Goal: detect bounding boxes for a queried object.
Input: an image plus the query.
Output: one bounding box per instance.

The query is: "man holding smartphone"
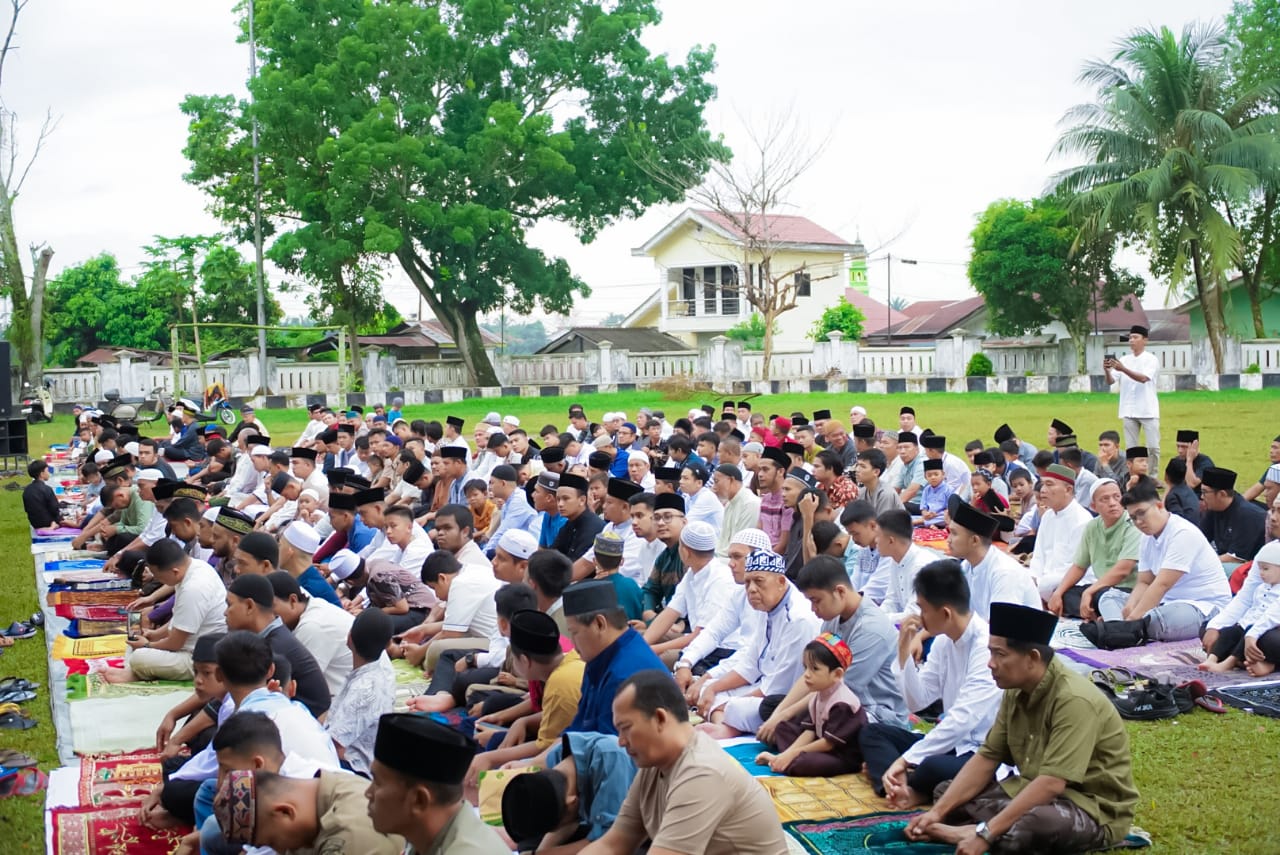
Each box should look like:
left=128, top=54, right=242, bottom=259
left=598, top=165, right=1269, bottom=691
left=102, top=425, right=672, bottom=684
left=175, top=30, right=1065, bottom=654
left=1104, top=324, right=1161, bottom=473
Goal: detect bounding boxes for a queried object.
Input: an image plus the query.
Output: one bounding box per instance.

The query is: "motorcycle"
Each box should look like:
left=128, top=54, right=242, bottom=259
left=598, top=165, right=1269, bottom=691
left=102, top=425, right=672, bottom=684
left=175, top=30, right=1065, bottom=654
left=104, top=387, right=175, bottom=429
left=20, top=380, right=54, bottom=423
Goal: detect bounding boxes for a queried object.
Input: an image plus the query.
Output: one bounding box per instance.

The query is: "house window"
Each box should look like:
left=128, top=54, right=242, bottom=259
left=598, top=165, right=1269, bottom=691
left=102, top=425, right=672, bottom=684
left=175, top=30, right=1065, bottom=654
left=703, top=266, right=718, bottom=314
left=721, top=266, right=740, bottom=315
left=678, top=268, right=696, bottom=316
left=794, top=271, right=811, bottom=297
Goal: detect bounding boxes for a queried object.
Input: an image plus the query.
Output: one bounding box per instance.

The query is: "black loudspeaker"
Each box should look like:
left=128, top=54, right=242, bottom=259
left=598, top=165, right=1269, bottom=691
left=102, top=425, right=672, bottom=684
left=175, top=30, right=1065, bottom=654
left=0, top=418, right=26, bottom=456
left=0, top=341, right=10, bottom=420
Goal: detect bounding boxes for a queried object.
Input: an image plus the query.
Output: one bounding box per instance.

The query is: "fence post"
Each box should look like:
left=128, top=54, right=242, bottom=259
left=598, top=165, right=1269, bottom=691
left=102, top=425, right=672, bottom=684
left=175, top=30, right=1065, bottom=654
left=597, top=340, right=614, bottom=386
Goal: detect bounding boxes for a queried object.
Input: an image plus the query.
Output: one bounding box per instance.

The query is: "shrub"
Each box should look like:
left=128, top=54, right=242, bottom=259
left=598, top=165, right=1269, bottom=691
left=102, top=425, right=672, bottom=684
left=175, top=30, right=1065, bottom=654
left=726, top=315, right=773, bottom=351
left=1244, top=362, right=1261, bottom=375
left=809, top=297, right=866, bottom=342
left=966, top=352, right=995, bottom=377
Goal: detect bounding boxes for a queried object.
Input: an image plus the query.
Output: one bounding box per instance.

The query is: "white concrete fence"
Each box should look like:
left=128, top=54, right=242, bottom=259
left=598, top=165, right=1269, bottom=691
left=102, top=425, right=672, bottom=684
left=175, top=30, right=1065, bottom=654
left=38, top=333, right=1280, bottom=405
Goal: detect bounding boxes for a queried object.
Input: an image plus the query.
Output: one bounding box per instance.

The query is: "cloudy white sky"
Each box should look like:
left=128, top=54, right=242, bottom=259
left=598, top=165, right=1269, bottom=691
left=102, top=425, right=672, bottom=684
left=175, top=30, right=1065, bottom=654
left=7, top=0, right=1231, bottom=327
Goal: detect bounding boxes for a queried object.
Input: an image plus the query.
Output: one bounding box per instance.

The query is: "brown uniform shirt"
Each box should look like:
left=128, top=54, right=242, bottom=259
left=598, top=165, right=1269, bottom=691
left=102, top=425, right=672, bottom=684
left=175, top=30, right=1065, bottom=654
left=612, top=730, right=788, bottom=854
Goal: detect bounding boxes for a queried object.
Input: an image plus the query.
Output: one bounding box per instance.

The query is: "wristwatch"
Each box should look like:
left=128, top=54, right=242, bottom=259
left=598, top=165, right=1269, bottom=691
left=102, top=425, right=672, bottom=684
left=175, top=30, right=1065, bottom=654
left=674, top=662, right=691, bottom=673
left=975, top=821, right=997, bottom=843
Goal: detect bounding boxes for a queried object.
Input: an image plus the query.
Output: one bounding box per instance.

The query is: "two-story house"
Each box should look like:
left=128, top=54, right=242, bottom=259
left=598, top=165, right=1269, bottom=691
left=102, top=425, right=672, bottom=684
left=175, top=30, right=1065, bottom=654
left=623, top=208, right=862, bottom=348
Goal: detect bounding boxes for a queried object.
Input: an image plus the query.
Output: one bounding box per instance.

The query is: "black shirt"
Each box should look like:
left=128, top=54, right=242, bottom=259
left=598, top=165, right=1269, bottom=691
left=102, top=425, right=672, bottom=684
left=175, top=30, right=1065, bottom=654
left=1164, top=483, right=1201, bottom=527
left=23, top=479, right=61, bottom=529
left=1199, top=494, right=1267, bottom=561
left=263, top=621, right=332, bottom=718
left=552, top=509, right=605, bottom=562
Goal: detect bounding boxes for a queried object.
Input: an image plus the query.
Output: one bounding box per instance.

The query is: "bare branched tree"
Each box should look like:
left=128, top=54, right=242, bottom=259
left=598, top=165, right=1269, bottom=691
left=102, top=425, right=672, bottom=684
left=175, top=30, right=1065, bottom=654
left=0, top=0, right=57, bottom=384
left=636, top=111, right=838, bottom=379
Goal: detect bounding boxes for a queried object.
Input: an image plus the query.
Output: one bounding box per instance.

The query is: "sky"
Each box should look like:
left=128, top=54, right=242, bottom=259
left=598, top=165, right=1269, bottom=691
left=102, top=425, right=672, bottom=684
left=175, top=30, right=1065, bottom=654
left=6, top=0, right=1234, bottom=328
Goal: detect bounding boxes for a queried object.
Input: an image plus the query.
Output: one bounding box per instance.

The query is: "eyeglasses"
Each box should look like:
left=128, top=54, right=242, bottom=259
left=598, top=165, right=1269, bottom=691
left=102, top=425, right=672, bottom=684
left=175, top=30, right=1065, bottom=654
left=653, top=512, right=685, bottom=522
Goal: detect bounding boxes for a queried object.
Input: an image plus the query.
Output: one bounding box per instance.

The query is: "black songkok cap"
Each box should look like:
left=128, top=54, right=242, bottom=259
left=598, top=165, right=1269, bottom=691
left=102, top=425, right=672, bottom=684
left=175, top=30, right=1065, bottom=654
left=353, top=487, right=387, bottom=506
left=654, top=492, right=686, bottom=513
left=562, top=580, right=619, bottom=616
left=558, top=473, right=589, bottom=493
left=989, top=602, right=1057, bottom=645
left=993, top=424, right=1014, bottom=444
left=509, top=609, right=561, bottom=656
left=328, top=492, right=358, bottom=511
left=921, top=434, right=946, bottom=450
left=373, top=713, right=478, bottom=784
left=440, top=446, right=469, bottom=460
left=653, top=467, right=682, bottom=484
left=606, top=478, right=643, bottom=501
left=1201, top=467, right=1237, bottom=492
left=540, top=446, right=566, bottom=465
left=1050, top=419, right=1072, bottom=435
left=289, top=446, right=317, bottom=461
left=1176, top=429, right=1199, bottom=443
left=951, top=501, right=999, bottom=539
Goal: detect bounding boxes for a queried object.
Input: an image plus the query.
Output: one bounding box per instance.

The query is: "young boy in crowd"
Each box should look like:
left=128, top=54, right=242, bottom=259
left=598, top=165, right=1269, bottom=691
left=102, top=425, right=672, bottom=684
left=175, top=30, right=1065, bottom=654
left=464, top=479, right=497, bottom=545
left=592, top=531, right=644, bottom=621
left=919, top=460, right=953, bottom=527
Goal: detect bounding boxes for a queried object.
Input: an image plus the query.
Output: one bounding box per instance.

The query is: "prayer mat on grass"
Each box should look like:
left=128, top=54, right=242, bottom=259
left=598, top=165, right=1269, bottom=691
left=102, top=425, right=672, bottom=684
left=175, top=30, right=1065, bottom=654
left=65, top=672, right=191, bottom=701
left=1212, top=680, right=1280, bottom=718
left=724, top=740, right=783, bottom=777
left=55, top=604, right=127, bottom=621
left=70, top=692, right=192, bottom=756
left=783, top=812, right=945, bottom=854
left=78, top=750, right=165, bottom=805
left=47, top=590, right=137, bottom=608
left=51, top=634, right=128, bottom=660
left=66, top=618, right=127, bottom=638
left=1059, top=640, right=1244, bottom=690
left=758, top=773, right=882, bottom=823
left=51, top=802, right=189, bottom=855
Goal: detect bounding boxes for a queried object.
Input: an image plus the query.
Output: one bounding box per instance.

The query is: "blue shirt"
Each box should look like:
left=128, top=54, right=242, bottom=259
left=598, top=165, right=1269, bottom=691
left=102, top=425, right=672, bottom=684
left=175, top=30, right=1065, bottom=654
left=608, top=450, right=631, bottom=480
left=920, top=481, right=954, bottom=522
left=545, top=733, right=636, bottom=841
left=348, top=516, right=377, bottom=554
left=569, top=628, right=667, bottom=735
left=300, top=566, right=343, bottom=607
left=485, top=489, right=539, bottom=557
left=539, top=512, right=567, bottom=549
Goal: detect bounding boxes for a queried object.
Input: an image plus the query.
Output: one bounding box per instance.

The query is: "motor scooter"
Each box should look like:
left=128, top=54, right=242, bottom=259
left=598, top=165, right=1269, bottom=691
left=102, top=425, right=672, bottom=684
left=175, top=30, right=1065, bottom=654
left=20, top=380, right=53, bottom=423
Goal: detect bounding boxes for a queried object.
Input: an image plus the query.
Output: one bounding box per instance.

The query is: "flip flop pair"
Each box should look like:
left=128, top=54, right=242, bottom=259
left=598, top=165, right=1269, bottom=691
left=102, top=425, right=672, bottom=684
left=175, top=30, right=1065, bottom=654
left=0, top=622, right=36, bottom=640
left=0, top=750, right=36, bottom=768
left=1177, top=679, right=1227, bottom=714
left=0, top=768, right=47, bottom=798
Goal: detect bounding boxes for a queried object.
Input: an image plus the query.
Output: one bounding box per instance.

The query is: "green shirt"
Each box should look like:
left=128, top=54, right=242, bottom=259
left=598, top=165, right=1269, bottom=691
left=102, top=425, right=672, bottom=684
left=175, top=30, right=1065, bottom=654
left=407, top=802, right=510, bottom=855
left=117, top=487, right=155, bottom=537
left=978, top=657, right=1138, bottom=846
left=1072, top=512, right=1141, bottom=588
left=642, top=544, right=685, bottom=614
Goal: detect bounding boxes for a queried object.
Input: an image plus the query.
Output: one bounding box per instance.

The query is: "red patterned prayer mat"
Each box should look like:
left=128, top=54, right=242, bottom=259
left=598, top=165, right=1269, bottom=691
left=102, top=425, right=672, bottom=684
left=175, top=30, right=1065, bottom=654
left=55, top=604, right=128, bottom=620
left=51, top=802, right=190, bottom=855
left=47, top=590, right=137, bottom=607
left=78, top=750, right=167, bottom=806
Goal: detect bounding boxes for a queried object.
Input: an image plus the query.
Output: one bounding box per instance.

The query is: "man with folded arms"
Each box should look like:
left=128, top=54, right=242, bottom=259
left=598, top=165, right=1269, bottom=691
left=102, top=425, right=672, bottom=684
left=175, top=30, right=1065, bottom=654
left=1198, top=467, right=1267, bottom=565
left=906, top=603, right=1138, bottom=854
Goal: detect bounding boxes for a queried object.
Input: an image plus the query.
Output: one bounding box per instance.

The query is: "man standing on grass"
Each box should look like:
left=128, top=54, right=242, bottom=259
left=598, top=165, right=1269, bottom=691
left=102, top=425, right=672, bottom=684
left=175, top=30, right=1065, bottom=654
left=1105, top=324, right=1160, bottom=474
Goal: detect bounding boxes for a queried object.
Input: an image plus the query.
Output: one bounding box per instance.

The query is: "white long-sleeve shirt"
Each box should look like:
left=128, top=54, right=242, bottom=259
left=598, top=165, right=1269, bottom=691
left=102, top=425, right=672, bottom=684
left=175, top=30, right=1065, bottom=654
left=874, top=544, right=943, bottom=623
left=1029, top=500, right=1094, bottom=598
left=898, top=615, right=1002, bottom=765
left=684, top=487, right=725, bottom=531
left=962, top=545, right=1042, bottom=620
left=224, top=453, right=260, bottom=505
left=666, top=558, right=734, bottom=632
left=1208, top=563, right=1280, bottom=637
left=678, top=585, right=759, bottom=669
left=712, top=583, right=820, bottom=696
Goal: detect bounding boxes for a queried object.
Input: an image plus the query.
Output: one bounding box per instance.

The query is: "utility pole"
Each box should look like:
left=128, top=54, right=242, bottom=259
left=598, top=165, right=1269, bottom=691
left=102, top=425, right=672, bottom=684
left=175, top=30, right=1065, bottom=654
left=885, top=255, right=918, bottom=347
left=249, top=0, right=270, bottom=396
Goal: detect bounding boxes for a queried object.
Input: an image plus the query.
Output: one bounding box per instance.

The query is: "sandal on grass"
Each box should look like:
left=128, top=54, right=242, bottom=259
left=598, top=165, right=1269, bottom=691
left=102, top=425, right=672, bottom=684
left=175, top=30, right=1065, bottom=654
left=0, top=688, right=35, bottom=704
left=0, top=711, right=36, bottom=730
left=0, top=750, right=36, bottom=768
left=0, top=678, right=39, bottom=693
left=0, top=622, right=36, bottom=640
left=0, top=768, right=47, bottom=798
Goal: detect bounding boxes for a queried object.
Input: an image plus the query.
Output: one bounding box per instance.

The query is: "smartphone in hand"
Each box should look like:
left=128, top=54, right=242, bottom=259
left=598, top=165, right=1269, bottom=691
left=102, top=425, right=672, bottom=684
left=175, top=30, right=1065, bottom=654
left=127, top=611, right=142, bottom=641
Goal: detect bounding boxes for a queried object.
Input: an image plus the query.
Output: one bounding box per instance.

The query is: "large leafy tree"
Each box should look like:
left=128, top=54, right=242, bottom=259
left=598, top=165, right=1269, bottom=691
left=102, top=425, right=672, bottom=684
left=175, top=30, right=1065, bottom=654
left=969, top=198, right=1143, bottom=373
left=183, top=0, right=725, bottom=386
left=1225, top=0, right=1280, bottom=337
left=1051, top=23, right=1280, bottom=370
left=195, top=244, right=284, bottom=353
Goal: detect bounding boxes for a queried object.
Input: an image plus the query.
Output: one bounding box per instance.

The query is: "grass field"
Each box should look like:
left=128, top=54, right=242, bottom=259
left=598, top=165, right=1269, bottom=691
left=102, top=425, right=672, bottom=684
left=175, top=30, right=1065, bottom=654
left=1, top=389, right=1278, bottom=853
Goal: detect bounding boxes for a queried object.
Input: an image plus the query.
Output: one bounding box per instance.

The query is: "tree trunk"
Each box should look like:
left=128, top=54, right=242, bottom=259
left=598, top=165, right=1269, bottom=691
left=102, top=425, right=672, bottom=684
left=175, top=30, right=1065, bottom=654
left=1246, top=273, right=1266, bottom=340
left=0, top=189, right=35, bottom=380
left=1190, top=241, right=1225, bottom=373
left=760, top=308, right=777, bottom=382
left=29, top=245, right=52, bottom=385
left=396, top=247, right=502, bottom=386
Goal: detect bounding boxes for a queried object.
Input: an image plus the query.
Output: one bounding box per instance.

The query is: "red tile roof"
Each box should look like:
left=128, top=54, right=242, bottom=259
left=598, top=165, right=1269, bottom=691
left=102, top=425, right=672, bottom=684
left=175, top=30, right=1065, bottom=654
left=694, top=209, right=854, bottom=248
left=843, top=288, right=906, bottom=335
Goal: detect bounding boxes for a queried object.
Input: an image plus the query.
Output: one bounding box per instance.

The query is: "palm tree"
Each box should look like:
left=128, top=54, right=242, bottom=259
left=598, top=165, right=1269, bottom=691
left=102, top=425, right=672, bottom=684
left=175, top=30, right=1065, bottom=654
left=1051, top=23, right=1280, bottom=371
